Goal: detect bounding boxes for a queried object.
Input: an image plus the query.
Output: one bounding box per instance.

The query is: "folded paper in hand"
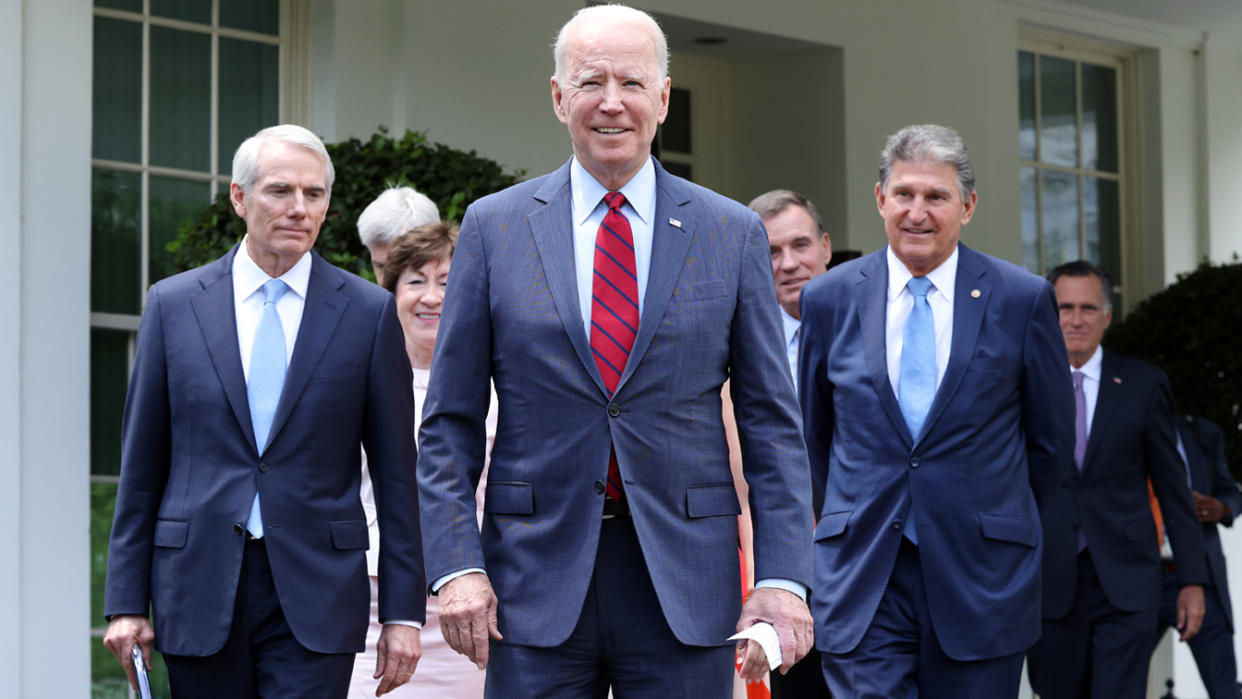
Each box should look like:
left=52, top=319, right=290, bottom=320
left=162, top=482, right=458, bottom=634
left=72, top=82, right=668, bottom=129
left=727, top=622, right=782, bottom=671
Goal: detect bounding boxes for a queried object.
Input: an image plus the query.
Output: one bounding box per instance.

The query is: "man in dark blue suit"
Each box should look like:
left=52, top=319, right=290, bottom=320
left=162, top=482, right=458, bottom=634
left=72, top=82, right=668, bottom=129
left=416, top=5, right=814, bottom=697
left=1150, top=415, right=1242, bottom=698
left=1029, top=260, right=1207, bottom=698
left=102, top=125, right=425, bottom=697
left=799, top=124, right=1076, bottom=697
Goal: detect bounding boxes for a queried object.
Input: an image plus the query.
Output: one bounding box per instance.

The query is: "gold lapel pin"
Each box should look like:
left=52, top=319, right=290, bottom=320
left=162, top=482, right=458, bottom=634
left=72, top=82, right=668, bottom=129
left=970, top=289, right=981, bottom=298
left=669, top=218, right=682, bottom=228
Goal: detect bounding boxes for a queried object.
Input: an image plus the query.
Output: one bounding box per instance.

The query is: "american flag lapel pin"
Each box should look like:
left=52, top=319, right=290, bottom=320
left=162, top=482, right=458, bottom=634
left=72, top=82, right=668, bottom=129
left=668, top=217, right=682, bottom=228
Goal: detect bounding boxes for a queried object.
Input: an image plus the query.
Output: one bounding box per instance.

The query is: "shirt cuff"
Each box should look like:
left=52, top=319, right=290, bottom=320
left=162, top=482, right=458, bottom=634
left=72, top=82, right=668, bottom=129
left=431, top=567, right=487, bottom=593
left=755, top=578, right=807, bottom=602
left=382, top=619, right=423, bottom=629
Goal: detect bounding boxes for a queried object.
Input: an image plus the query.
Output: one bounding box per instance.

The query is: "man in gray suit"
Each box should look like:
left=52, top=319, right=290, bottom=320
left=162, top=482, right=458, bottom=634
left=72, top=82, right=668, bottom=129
left=416, top=5, right=814, bottom=697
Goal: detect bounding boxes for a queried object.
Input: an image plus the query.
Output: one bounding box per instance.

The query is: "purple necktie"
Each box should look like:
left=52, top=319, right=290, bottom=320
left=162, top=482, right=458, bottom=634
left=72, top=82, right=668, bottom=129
left=1073, top=370, right=1087, bottom=551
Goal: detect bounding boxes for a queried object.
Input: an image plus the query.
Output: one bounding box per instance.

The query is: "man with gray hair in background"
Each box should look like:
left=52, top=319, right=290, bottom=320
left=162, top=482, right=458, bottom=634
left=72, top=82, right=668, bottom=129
left=798, top=124, right=1075, bottom=696
left=358, top=186, right=441, bottom=284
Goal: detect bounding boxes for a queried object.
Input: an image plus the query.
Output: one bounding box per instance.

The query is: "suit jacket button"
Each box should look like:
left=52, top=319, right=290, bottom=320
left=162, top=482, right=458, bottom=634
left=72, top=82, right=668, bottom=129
left=258, top=461, right=269, bottom=472
left=909, top=457, right=919, bottom=468
left=234, top=522, right=245, bottom=534
left=893, top=520, right=902, bottom=530
left=594, top=479, right=606, bottom=494
left=608, top=404, right=621, bottom=417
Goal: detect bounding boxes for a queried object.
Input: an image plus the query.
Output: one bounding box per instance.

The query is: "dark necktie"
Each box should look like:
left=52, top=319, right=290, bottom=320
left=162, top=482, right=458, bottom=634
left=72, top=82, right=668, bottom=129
left=1073, top=369, right=1087, bottom=550
left=589, top=192, right=638, bottom=501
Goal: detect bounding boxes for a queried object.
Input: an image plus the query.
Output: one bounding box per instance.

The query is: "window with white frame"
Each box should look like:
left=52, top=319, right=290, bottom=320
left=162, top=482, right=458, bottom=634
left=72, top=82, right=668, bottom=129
left=89, top=1, right=293, bottom=695
left=1018, top=31, right=1137, bottom=311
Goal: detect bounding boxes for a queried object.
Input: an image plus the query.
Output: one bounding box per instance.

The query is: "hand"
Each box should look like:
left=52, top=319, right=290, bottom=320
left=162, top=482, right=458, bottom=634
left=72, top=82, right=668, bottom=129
left=735, top=587, right=813, bottom=679
left=438, top=572, right=502, bottom=669
left=1176, top=584, right=1205, bottom=641
left=374, top=624, right=421, bottom=696
left=1192, top=491, right=1227, bottom=523
left=102, top=614, right=155, bottom=691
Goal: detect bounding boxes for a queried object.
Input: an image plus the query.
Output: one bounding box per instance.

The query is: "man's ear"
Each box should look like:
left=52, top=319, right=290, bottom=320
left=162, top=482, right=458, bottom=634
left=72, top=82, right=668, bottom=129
left=551, top=76, right=568, bottom=125
left=229, top=182, right=247, bottom=218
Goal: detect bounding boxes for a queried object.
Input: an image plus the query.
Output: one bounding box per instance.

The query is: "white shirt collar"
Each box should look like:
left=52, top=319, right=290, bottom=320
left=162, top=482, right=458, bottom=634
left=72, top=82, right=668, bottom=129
left=886, top=245, right=958, bottom=303
left=1072, top=344, right=1104, bottom=382
left=570, top=155, right=655, bottom=226
left=233, top=236, right=312, bottom=300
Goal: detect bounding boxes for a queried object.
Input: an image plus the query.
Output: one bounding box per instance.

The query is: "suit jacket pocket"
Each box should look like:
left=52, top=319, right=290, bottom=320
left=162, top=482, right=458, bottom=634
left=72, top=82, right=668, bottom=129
left=153, top=519, right=188, bottom=549
left=814, top=511, right=851, bottom=541
left=484, top=482, right=534, bottom=515
left=673, top=281, right=728, bottom=305
left=686, top=483, right=742, bottom=518
left=330, top=520, right=369, bottom=550
left=979, top=513, right=1038, bottom=547
left=312, top=360, right=360, bottom=382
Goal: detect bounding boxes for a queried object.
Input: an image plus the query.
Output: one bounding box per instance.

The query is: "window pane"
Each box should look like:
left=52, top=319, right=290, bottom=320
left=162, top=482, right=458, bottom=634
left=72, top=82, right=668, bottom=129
left=92, top=168, right=142, bottom=315
left=150, top=176, right=210, bottom=284
left=1040, top=170, right=1079, bottom=268
left=1018, top=51, right=1035, bottom=161
left=1039, top=55, right=1077, bottom=168
left=220, top=0, right=279, bottom=35
left=150, top=0, right=210, bottom=25
left=94, top=0, right=141, bottom=11
left=93, top=17, right=142, bottom=163
left=1085, top=176, right=1121, bottom=284
left=150, top=26, right=210, bottom=172
left=1020, top=166, right=1039, bottom=274
left=219, top=38, right=279, bottom=174
left=663, top=161, right=693, bottom=181
left=91, top=329, right=130, bottom=477
left=1082, top=63, right=1118, bottom=173
left=662, top=87, right=692, bottom=154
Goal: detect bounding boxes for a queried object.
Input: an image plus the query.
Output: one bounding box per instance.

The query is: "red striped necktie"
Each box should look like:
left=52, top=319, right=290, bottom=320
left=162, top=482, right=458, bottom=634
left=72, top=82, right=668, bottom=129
left=590, top=191, right=638, bottom=502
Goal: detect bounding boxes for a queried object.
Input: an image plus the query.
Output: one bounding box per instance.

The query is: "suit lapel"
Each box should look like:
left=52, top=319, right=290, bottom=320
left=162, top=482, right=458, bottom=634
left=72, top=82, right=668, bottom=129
left=1083, top=349, right=1121, bottom=471
left=264, top=252, right=349, bottom=451
left=917, top=245, right=990, bottom=443
left=854, top=251, right=911, bottom=446
left=527, top=161, right=606, bottom=396
left=616, top=165, right=692, bottom=393
left=190, top=246, right=257, bottom=452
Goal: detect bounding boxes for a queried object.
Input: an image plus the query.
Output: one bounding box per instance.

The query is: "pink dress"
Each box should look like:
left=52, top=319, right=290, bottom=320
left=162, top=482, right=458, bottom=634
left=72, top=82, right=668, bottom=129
left=349, top=368, right=497, bottom=698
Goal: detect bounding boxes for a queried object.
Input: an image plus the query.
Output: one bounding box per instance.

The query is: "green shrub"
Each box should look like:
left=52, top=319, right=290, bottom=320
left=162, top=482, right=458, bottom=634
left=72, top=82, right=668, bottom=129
left=1105, top=259, right=1242, bottom=479
left=167, top=127, right=523, bottom=280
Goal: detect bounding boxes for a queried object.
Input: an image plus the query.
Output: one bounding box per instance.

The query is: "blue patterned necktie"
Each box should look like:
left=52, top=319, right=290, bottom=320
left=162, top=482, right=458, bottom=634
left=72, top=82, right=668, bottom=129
left=899, top=276, right=936, bottom=438
left=246, top=278, right=289, bottom=538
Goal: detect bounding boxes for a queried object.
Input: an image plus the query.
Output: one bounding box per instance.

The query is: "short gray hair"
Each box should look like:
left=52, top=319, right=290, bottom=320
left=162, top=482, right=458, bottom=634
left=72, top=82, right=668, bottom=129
left=748, top=189, right=826, bottom=234
left=231, top=124, right=335, bottom=195
left=357, top=187, right=441, bottom=247
left=877, top=124, right=975, bottom=201
left=553, top=4, right=669, bottom=83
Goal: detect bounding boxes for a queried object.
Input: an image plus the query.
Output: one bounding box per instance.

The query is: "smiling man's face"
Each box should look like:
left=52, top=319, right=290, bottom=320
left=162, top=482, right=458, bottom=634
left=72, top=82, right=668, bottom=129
left=876, top=158, right=975, bottom=277
left=551, top=17, right=670, bottom=191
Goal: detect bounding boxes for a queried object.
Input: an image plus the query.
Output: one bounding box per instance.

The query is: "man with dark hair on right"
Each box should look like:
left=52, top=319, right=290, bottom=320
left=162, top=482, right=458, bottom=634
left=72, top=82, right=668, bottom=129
left=1030, top=259, right=1207, bottom=698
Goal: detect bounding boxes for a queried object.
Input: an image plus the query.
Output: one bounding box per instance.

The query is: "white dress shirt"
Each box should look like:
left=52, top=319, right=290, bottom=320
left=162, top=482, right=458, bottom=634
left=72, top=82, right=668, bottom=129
left=1071, top=344, right=1104, bottom=438
left=885, top=246, right=956, bottom=398
left=781, top=307, right=801, bottom=390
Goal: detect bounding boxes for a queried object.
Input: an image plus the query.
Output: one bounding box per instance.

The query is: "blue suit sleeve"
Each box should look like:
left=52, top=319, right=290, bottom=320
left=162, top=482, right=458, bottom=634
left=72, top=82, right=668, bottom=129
left=798, top=279, right=833, bottom=520
left=1195, top=419, right=1242, bottom=527
left=417, top=204, right=494, bottom=591
left=1021, top=281, right=1075, bottom=511
left=1149, top=375, right=1208, bottom=586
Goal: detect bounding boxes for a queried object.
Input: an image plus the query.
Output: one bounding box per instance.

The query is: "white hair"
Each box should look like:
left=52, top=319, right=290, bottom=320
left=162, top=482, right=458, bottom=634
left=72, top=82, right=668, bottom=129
left=231, top=124, right=335, bottom=194
left=356, top=187, right=441, bottom=247
left=553, top=4, right=668, bottom=83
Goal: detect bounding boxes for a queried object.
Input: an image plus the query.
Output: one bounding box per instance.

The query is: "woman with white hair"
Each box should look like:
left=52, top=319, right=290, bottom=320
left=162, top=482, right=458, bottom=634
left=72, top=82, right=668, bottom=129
left=350, top=218, right=496, bottom=698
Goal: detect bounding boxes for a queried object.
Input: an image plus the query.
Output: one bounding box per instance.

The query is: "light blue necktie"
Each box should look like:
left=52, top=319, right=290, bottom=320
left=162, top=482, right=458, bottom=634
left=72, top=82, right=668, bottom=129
left=899, top=277, right=934, bottom=544
left=246, top=279, right=289, bottom=538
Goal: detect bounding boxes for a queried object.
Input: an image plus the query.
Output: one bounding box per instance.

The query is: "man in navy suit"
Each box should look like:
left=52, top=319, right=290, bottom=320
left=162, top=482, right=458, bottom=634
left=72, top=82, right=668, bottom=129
left=102, top=125, right=425, bottom=697
left=416, top=5, right=814, bottom=697
left=1028, top=260, right=1206, bottom=698
left=1150, top=415, right=1242, bottom=698
left=798, top=124, right=1076, bottom=697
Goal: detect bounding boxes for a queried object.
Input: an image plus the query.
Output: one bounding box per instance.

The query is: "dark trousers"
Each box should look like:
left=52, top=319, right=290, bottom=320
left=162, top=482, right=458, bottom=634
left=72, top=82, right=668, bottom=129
left=485, top=516, right=734, bottom=698
left=1028, top=549, right=1157, bottom=699
left=820, top=539, right=1024, bottom=699
left=1153, top=566, right=1242, bottom=699
left=770, top=649, right=832, bottom=698
left=163, top=539, right=354, bottom=699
